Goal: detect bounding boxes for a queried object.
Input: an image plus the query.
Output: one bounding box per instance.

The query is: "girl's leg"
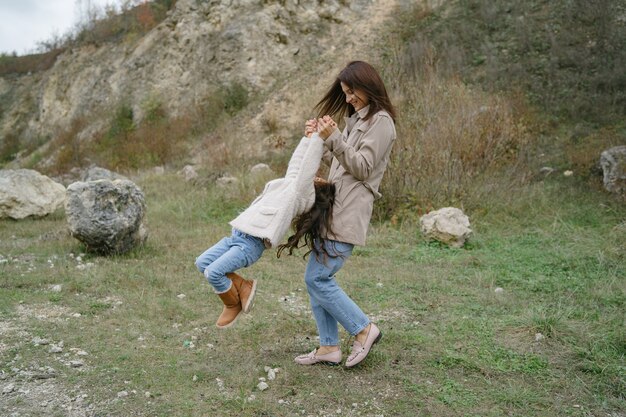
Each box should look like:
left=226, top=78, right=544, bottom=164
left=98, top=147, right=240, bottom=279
left=195, top=230, right=265, bottom=293
left=199, top=231, right=266, bottom=328
left=304, top=240, right=370, bottom=344
left=195, top=235, right=236, bottom=293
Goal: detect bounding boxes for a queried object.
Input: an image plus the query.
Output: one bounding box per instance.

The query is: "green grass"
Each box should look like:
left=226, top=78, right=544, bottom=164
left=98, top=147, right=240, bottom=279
left=0, top=172, right=624, bottom=416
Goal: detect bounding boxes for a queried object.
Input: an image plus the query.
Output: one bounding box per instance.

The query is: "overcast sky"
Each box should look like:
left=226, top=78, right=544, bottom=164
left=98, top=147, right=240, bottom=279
left=0, top=0, right=121, bottom=55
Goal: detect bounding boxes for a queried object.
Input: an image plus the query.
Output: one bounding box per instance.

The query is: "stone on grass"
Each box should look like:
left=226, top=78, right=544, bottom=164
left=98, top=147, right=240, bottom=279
left=600, top=146, right=626, bottom=197
left=257, top=381, right=269, bottom=391
left=65, top=179, right=148, bottom=255
left=216, top=175, right=239, bottom=188
left=0, top=169, right=66, bottom=219
left=178, top=165, right=198, bottom=182
left=250, top=163, right=273, bottom=177
left=419, top=207, right=472, bottom=248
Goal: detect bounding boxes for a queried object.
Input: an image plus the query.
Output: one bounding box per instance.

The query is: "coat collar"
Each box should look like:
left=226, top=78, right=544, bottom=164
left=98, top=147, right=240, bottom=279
left=344, top=105, right=371, bottom=133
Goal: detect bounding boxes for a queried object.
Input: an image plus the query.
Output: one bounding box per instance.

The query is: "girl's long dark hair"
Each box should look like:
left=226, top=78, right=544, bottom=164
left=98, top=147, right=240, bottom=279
left=315, top=60, right=396, bottom=123
left=277, top=181, right=336, bottom=260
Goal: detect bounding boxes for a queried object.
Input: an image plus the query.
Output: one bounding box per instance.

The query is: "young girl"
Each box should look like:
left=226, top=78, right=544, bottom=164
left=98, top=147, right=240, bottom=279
left=195, top=132, right=331, bottom=328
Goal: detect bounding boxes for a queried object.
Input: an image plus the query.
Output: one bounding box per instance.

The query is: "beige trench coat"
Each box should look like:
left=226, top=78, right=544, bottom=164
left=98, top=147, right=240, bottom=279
left=322, top=106, right=396, bottom=246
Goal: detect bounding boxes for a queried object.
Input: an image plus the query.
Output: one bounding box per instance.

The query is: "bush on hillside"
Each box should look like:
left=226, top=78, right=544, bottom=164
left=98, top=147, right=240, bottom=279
left=405, top=0, right=626, bottom=125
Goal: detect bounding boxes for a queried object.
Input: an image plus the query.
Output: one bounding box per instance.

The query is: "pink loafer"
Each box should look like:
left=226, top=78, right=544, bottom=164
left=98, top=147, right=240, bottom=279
left=345, top=323, right=382, bottom=368
left=294, top=349, right=342, bottom=366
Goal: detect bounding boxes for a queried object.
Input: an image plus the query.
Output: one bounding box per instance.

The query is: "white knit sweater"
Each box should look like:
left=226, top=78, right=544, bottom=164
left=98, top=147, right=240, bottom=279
left=229, top=134, right=324, bottom=247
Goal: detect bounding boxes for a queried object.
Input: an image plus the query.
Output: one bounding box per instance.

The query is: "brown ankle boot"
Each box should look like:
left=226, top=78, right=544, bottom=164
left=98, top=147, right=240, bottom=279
left=227, top=272, right=257, bottom=313
left=216, top=284, right=242, bottom=329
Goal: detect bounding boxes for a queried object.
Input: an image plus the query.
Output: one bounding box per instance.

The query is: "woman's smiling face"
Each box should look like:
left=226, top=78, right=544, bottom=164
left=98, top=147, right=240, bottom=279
left=340, top=82, right=369, bottom=111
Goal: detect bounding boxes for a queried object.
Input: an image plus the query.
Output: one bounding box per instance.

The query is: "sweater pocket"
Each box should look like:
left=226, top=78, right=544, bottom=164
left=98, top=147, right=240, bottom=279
left=251, top=206, right=278, bottom=228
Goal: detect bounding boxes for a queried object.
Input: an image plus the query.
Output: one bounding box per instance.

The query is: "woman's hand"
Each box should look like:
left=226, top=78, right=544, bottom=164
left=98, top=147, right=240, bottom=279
left=317, top=115, right=338, bottom=140
left=304, top=119, right=318, bottom=138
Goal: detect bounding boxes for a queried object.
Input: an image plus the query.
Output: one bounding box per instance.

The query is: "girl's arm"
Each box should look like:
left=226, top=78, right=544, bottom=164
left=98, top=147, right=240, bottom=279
left=294, top=134, right=324, bottom=191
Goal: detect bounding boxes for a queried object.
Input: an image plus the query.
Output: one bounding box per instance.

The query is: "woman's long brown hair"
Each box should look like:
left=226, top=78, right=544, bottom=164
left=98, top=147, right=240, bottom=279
left=315, top=60, right=396, bottom=122
left=277, top=181, right=336, bottom=260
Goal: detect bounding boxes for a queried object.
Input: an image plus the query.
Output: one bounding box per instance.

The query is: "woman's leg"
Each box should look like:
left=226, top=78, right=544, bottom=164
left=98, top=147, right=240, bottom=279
left=304, top=240, right=370, bottom=345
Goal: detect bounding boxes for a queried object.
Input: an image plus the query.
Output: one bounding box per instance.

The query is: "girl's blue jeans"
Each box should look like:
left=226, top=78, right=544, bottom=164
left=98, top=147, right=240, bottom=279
left=195, top=229, right=265, bottom=293
left=304, top=239, right=370, bottom=346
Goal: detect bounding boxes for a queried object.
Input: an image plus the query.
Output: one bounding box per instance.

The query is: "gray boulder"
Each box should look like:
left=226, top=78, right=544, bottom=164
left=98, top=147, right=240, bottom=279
left=0, top=169, right=66, bottom=219
left=81, top=166, right=128, bottom=182
left=65, top=179, right=148, bottom=255
left=420, top=207, right=472, bottom=248
left=600, top=146, right=626, bottom=197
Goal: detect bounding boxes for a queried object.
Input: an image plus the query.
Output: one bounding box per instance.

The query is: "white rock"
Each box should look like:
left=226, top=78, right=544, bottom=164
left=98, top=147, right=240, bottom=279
left=535, top=333, right=544, bottom=342
left=563, top=170, right=574, bottom=177
left=69, top=360, right=84, bottom=368
left=49, top=345, right=63, bottom=353
left=178, top=165, right=198, bottom=182
left=32, top=337, right=50, bottom=346
left=177, top=294, right=186, bottom=299
left=216, top=176, right=239, bottom=188
left=2, top=383, right=15, bottom=394
left=494, top=287, right=504, bottom=294
left=600, top=146, right=626, bottom=196
left=257, top=381, right=269, bottom=391
left=419, top=207, right=472, bottom=248
left=267, top=369, right=276, bottom=380
left=250, top=163, right=273, bottom=176
left=50, top=285, right=63, bottom=293
left=0, top=169, right=66, bottom=219
left=117, top=391, right=129, bottom=398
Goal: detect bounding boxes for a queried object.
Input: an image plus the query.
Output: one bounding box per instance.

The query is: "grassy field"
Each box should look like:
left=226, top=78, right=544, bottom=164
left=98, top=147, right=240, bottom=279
left=1, top=171, right=624, bottom=416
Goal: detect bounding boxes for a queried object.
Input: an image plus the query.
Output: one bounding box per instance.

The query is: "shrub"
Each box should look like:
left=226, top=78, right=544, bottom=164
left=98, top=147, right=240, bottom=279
left=376, top=43, right=532, bottom=219
left=0, top=48, right=65, bottom=76
left=49, top=118, right=89, bottom=174
left=404, top=0, right=626, bottom=125
left=85, top=100, right=191, bottom=170
left=223, top=83, right=249, bottom=115
left=0, top=132, right=21, bottom=163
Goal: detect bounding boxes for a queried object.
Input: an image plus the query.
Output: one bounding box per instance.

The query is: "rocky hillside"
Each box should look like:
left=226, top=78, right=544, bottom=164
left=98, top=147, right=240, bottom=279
left=0, top=0, right=399, bottom=171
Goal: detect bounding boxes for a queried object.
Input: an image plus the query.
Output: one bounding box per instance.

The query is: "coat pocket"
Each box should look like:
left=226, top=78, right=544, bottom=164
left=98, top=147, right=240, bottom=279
left=251, top=206, right=278, bottom=228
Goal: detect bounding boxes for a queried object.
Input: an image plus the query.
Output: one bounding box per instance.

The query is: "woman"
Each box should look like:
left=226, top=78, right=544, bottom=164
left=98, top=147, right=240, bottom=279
left=295, top=60, right=396, bottom=367
left=195, top=132, right=331, bottom=329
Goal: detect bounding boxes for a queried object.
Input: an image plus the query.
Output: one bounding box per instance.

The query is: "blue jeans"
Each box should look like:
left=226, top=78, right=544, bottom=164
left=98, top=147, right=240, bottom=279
left=195, top=229, right=266, bottom=293
left=304, top=239, right=370, bottom=346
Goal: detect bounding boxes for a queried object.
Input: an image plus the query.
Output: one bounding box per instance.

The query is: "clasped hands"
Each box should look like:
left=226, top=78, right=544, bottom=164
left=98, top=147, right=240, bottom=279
left=305, top=116, right=337, bottom=140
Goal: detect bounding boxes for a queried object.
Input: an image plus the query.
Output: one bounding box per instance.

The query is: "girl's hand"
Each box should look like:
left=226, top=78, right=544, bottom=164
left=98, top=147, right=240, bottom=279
left=304, top=119, right=318, bottom=138
left=317, top=115, right=338, bottom=140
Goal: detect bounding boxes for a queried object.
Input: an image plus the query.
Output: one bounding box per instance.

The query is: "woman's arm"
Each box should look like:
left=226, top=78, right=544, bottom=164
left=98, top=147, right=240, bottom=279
left=322, top=114, right=395, bottom=181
